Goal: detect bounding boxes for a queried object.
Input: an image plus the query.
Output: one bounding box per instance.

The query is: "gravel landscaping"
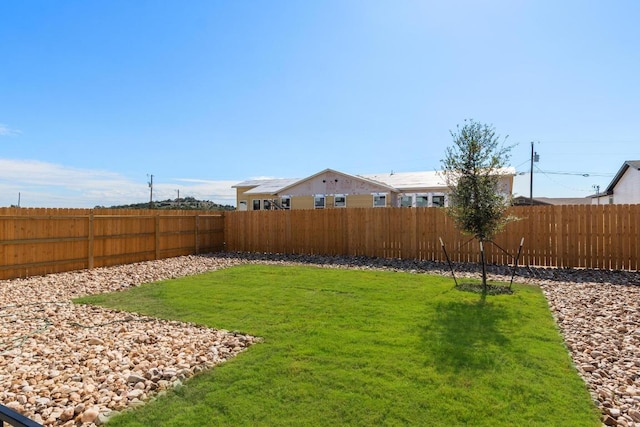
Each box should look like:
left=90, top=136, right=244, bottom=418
left=2, top=252, right=640, bottom=426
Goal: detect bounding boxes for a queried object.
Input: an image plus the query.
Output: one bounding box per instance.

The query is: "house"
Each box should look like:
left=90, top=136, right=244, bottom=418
left=233, top=167, right=516, bottom=210
left=591, top=160, right=640, bottom=205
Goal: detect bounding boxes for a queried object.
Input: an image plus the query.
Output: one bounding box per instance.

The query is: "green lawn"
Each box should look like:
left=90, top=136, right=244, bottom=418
left=75, top=264, right=600, bottom=427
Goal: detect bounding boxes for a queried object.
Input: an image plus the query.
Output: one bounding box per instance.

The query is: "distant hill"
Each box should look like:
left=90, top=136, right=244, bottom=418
left=97, top=197, right=235, bottom=211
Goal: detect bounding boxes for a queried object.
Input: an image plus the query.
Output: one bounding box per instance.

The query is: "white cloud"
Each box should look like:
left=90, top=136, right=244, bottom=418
left=0, top=159, right=237, bottom=208
left=0, top=124, right=21, bottom=136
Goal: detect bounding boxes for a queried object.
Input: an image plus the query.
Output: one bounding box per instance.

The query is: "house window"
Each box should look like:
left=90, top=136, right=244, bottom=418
left=609, top=195, right=614, bottom=204
left=314, top=194, right=326, bottom=209
left=281, top=196, right=291, bottom=209
left=252, top=199, right=261, bottom=210
left=239, top=200, right=248, bottom=211
left=263, top=199, right=272, bottom=210
left=373, top=193, right=387, bottom=207
left=400, top=195, right=412, bottom=207
left=335, top=194, right=346, bottom=208
left=432, top=195, right=445, bottom=207
left=416, top=195, right=429, bottom=207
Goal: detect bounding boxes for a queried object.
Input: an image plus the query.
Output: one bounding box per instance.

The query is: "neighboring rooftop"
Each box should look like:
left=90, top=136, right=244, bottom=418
left=512, top=196, right=592, bottom=206
left=603, top=160, right=640, bottom=195
left=233, top=178, right=300, bottom=195
left=234, top=167, right=517, bottom=195
left=359, top=171, right=447, bottom=190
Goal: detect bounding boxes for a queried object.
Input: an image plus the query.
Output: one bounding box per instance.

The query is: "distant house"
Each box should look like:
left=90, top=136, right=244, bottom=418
left=591, top=160, right=640, bottom=205
left=512, top=196, right=592, bottom=206
left=233, top=167, right=516, bottom=210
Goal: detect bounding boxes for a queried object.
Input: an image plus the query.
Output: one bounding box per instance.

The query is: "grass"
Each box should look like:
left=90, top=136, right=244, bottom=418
left=75, top=265, right=600, bottom=427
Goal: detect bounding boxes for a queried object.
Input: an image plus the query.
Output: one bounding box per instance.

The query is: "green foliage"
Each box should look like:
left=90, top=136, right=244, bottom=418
left=95, top=196, right=235, bottom=211
left=76, top=265, right=599, bottom=427
left=441, top=119, right=514, bottom=242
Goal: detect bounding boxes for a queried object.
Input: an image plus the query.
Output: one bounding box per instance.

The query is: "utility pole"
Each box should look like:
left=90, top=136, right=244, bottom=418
left=593, top=184, right=600, bottom=205
left=148, top=174, right=154, bottom=209
left=176, top=189, right=180, bottom=209
left=529, top=142, right=539, bottom=205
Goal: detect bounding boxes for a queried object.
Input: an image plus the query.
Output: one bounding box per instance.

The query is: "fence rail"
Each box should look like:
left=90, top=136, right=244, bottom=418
left=224, top=205, right=640, bottom=271
left=1, top=205, right=638, bottom=281
left=0, top=208, right=225, bottom=280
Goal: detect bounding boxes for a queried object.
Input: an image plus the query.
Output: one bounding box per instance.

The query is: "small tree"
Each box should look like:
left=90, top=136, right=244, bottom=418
left=441, top=119, right=514, bottom=292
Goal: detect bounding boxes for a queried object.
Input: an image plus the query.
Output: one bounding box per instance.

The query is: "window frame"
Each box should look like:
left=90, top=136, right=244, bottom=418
left=252, top=199, right=261, bottom=210
left=415, top=194, right=429, bottom=207
left=314, top=194, right=326, bottom=209
left=373, top=193, right=387, bottom=208
left=280, top=196, right=291, bottom=210
left=334, top=194, right=346, bottom=208
left=432, top=194, right=445, bottom=207
left=400, top=195, right=412, bottom=208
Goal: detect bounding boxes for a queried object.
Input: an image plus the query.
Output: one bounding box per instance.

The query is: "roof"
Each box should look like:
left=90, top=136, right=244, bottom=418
left=233, top=167, right=516, bottom=195
left=233, top=168, right=399, bottom=195
left=359, top=171, right=445, bottom=190
left=277, top=168, right=397, bottom=194
left=604, top=160, right=640, bottom=194
left=513, top=196, right=592, bottom=206
left=233, top=178, right=300, bottom=195
left=362, top=167, right=516, bottom=190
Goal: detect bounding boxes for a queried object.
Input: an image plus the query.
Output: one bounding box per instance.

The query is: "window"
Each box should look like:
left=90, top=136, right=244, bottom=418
left=416, top=195, right=429, bottom=207
left=373, top=193, right=387, bottom=207
left=263, top=199, right=272, bottom=210
left=335, top=194, right=346, bottom=208
left=314, top=194, right=325, bottom=209
left=252, top=199, right=261, bottom=210
left=238, top=200, right=248, bottom=211
left=400, top=195, right=412, bottom=207
left=281, top=196, right=291, bottom=209
left=432, top=195, right=445, bottom=207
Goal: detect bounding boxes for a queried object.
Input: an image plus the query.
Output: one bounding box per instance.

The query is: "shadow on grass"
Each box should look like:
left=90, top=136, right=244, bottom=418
left=420, top=298, right=510, bottom=372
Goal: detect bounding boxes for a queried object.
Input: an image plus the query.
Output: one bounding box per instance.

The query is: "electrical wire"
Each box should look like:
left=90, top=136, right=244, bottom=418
left=532, top=165, right=597, bottom=193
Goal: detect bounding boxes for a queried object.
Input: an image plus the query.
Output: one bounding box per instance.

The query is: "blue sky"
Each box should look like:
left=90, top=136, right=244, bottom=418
left=1, top=0, right=638, bottom=208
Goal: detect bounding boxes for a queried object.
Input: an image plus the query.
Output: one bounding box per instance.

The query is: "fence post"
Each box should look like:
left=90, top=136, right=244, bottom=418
left=88, top=211, right=94, bottom=269
left=155, top=214, right=160, bottom=260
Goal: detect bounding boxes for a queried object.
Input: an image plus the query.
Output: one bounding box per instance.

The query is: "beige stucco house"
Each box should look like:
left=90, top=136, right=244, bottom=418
left=233, top=168, right=516, bottom=210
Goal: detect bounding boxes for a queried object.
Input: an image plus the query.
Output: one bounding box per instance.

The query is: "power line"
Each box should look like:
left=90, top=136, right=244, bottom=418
left=532, top=165, right=601, bottom=193
left=516, top=168, right=614, bottom=178
left=543, top=171, right=614, bottom=177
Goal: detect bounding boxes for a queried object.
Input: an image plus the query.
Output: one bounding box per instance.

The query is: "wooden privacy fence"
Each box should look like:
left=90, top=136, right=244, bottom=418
left=1, top=204, right=638, bottom=280
left=0, top=208, right=225, bottom=280
left=224, top=204, right=640, bottom=271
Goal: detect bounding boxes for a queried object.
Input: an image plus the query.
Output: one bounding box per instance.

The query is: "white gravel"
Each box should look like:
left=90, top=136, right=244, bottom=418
left=2, top=252, right=640, bottom=426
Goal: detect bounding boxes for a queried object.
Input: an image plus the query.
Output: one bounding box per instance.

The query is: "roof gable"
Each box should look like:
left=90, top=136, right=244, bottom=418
left=279, top=168, right=397, bottom=196
left=605, top=160, right=640, bottom=193
left=233, top=169, right=397, bottom=196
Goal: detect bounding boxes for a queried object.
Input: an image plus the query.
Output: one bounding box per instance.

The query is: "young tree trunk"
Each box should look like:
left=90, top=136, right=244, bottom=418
left=480, top=240, right=487, bottom=293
